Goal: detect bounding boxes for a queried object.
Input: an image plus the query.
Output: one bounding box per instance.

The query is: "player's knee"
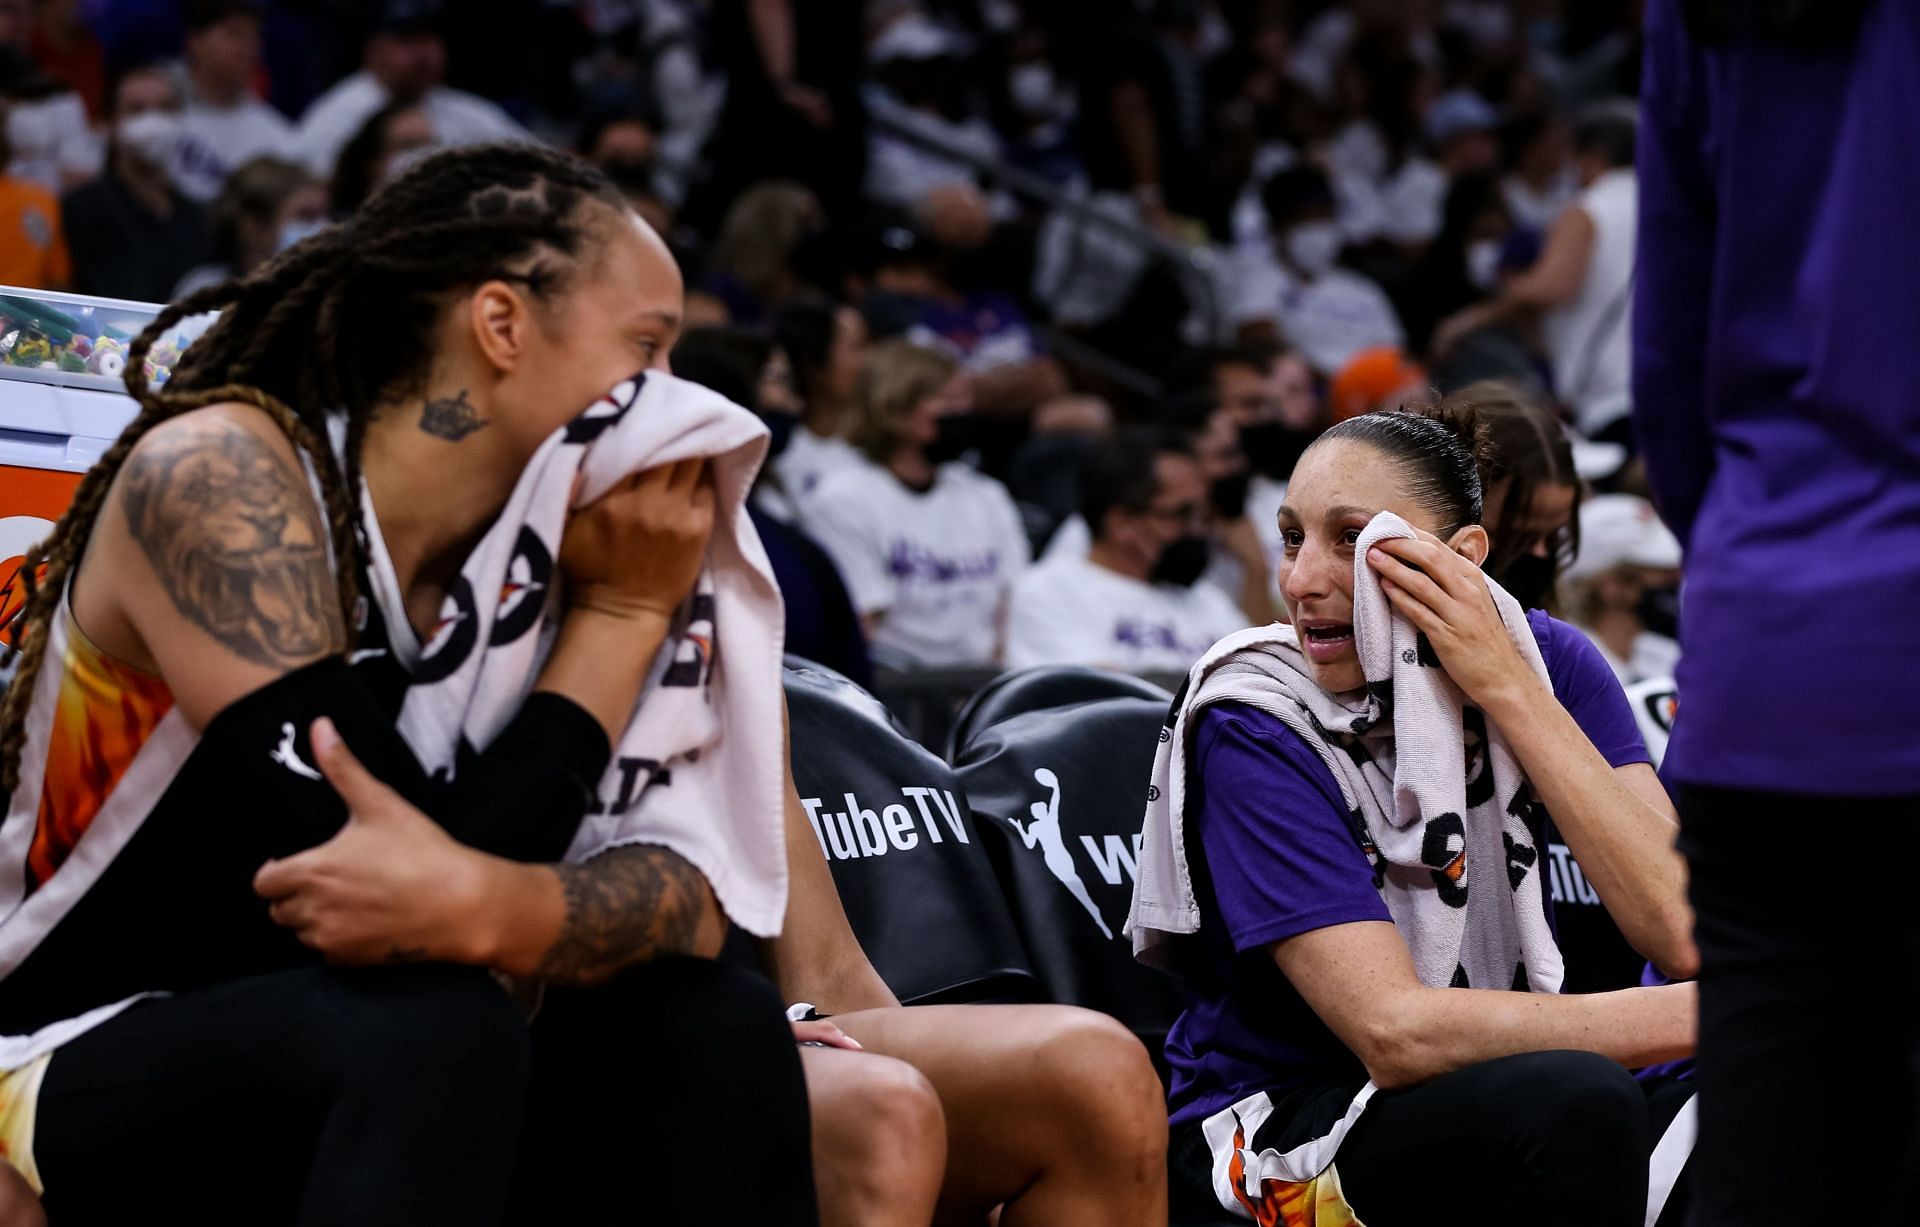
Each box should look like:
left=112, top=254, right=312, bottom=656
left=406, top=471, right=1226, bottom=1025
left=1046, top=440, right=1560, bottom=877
left=823, top=1055, right=948, bottom=1204
left=1034, top=1009, right=1167, bottom=1173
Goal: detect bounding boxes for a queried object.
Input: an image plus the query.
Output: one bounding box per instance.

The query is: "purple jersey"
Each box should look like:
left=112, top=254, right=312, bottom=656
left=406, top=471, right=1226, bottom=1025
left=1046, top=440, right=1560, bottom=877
left=1166, top=613, right=1650, bottom=1124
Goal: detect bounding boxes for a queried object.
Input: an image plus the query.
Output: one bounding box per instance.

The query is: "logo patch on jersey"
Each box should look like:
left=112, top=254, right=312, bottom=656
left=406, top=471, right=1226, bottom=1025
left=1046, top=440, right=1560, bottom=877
left=271, top=722, right=323, bottom=781
left=489, top=527, right=553, bottom=646
left=412, top=577, right=479, bottom=684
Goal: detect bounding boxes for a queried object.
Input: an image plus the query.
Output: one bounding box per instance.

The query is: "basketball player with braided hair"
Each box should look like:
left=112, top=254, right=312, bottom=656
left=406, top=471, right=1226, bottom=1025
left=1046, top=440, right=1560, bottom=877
left=0, top=143, right=816, bottom=1224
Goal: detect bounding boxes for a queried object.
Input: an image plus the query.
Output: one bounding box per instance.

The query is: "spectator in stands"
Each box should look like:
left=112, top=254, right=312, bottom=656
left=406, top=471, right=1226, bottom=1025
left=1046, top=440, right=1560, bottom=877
left=0, top=42, right=94, bottom=193
left=61, top=62, right=209, bottom=302
left=1008, top=428, right=1244, bottom=674
left=671, top=326, right=873, bottom=687
left=1402, top=171, right=1515, bottom=354
left=771, top=293, right=868, bottom=507
left=1324, top=37, right=1447, bottom=249
left=863, top=12, right=999, bottom=209
left=1210, top=345, right=1325, bottom=601
left=1234, top=166, right=1406, bottom=375
left=1078, top=1, right=1219, bottom=238
left=327, top=99, right=433, bottom=218
left=172, top=0, right=294, bottom=205
left=292, top=0, right=528, bottom=179
left=1560, top=495, right=1682, bottom=687
left=695, top=0, right=866, bottom=231
left=992, top=18, right=1081, bottom=192
left=11, top=0, right=101, bottom=120
left=1166, top=389, right=1274, bottom=623
left=575, top=97, right=664, bottom=221
left=173, top=155, right=324, bottom=296
left=0, top=94, right=69, bottom=289
left=1424, top=381, right=1580, bottom=612
left=700, top=179, right=824, bottom=323
left=807, top=340, right=1030, bottom=668
left=1499, top=110, right=1573, bottom=234
left=1433, top=102, right=1638, bottom=446
left=1327, top=344, right=1428, bottom=423
left=1156, top=406, right=1696, bottom=1225
left=864, top=191, right=1067, bottom=416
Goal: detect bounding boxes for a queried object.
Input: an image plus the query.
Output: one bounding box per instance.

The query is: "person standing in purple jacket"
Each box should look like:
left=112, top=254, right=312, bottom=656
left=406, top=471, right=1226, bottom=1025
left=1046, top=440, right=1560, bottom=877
left=1633, top=1, right=1920, bottom=1221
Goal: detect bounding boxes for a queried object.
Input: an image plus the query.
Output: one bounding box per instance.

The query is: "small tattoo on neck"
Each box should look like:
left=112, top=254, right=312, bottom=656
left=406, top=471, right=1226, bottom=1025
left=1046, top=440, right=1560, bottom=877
left=418, top=389, right=490, bottom=441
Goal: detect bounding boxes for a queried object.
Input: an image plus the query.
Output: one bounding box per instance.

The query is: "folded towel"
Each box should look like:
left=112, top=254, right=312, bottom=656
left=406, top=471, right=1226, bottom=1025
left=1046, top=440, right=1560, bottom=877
left=1129, top=511, right=1562, bottom=995
left=360, top=371, right=790, bottom=938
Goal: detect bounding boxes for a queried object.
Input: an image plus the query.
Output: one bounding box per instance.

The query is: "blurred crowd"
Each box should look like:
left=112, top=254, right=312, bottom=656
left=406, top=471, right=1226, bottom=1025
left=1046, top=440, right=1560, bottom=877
left=0, top=0, right=1677, bottom=705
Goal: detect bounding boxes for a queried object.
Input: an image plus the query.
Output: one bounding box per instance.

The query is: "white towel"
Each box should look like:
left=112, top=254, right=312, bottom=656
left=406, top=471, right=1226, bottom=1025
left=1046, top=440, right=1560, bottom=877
left=1129, top=511, right=1562, bottom=995
left=360, top=371, right=790, bottom=937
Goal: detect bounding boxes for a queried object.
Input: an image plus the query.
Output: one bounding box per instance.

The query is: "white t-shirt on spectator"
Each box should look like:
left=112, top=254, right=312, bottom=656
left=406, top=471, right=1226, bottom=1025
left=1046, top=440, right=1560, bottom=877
left=775, top=427, right=864, bottom=510
left=1544, top=169, right=1637, bottom=437
left=1503, top=171, right=1574, bottom=233
left=1042, top=510, right=1266, bottom=617
left=1588, top=629, right=1680, bottom=687
left=1007, top=554, right=1244, bottom=674
left=174, top=86, right=297, bottom=202
left=806, top=459, right=1031, bottom=667
left=1231, top=256, right=1405, bottom=376
left=5, top=92, right=99, bottom=192
left=293, top=72, right=531, bottom=176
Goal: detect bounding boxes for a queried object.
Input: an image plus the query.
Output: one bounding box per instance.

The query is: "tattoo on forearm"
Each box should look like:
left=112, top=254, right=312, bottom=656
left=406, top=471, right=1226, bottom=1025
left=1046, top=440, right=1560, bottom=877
left=418, top=389, right=489, bottom=441
left=535, top=844, right=708, bottom=983
left=121, top=423, right=344, bottom=667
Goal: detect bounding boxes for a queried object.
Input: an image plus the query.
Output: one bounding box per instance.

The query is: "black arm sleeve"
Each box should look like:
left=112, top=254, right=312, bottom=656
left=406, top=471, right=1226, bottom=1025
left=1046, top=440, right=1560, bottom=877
left=432, top=691, right=612, bottom=864
left=199, top=655, right=610, bottom=866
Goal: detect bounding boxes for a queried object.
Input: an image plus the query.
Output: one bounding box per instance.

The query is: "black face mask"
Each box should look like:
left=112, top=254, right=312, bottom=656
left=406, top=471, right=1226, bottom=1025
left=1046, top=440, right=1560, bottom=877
left=1500, top=552, right=1557, bottom=610
left=925, top=414, right=986, bottom=465
left=1637, top=583, right=1681, bottom=640
left=1239, top=421, right=1320, bottom=481
left=1151, top=534, right=1212, bottom=587
left=1209, top=470, right=1253, bottom=519
left=760, top=409, right=799, bottom=460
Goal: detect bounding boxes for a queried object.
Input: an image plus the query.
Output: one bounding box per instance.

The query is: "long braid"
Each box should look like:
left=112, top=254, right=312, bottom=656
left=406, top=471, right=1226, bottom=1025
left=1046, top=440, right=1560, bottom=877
left=2, top=140, right=628, bottom=797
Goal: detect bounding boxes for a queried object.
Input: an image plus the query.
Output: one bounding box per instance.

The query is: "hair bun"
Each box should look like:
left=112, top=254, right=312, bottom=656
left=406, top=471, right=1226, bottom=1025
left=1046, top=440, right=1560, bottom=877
left=1400, top=392, right=1503, bottom=485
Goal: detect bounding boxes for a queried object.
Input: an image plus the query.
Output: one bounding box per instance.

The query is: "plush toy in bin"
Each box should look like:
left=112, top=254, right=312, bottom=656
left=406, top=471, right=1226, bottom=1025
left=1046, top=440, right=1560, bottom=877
left=0, top=328, right=54, bottom=367
left=143, top=335, right=185, bottom=386
left=86, top=336, right=128, bottom=379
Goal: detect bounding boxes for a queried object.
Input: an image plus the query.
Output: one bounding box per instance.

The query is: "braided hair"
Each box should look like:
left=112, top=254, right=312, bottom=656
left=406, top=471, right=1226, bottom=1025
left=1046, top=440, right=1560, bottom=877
left=0, top=141, right=626, bottom=793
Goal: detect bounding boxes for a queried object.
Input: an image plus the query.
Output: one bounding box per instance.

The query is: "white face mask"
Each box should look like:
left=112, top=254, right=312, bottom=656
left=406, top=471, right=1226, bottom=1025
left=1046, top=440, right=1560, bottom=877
left=117, top=110, right=183, bottom=169
left=1284, top=220, right=1342, bottom=278
left=1466, top=237, right=1502, bottom=290
left=1008, top=62, right=1056, bottom=115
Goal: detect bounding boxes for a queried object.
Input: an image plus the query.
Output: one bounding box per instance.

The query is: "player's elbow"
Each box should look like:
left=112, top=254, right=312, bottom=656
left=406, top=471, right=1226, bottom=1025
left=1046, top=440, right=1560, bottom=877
left=1351, top=1005, right=1444, bottom=1091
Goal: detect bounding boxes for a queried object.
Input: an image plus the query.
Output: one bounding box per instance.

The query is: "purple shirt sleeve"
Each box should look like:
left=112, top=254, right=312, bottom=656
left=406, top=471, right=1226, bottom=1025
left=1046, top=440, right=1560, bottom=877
left=1534, top=612, right=1653, bottom=769
left=1190, top=705, right=1391, bottom=955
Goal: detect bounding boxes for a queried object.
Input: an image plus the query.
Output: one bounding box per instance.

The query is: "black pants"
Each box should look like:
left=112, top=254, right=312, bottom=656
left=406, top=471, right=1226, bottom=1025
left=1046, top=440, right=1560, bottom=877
left=1171, top=1052, right=1694, bottom=1227
left=507, top=956, right=818, bottom=1226
left=29, top=959, right=818, bottom=1227
left=1681, top=785, right=1920, bottom=1226
left=34, top=964, right=530, bottom=1226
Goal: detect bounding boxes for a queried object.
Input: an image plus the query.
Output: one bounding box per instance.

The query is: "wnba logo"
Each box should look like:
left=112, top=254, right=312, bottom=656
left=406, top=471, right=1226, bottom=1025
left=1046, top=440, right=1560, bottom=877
left=0, top=516, right=56, bottom=649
